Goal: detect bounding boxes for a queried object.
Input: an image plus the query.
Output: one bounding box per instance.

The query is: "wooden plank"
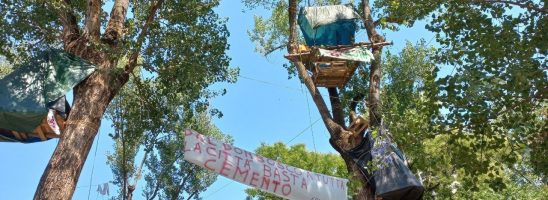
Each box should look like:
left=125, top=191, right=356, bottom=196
left=311, top=60, right=360, bottom=88
left=20, top=131, right=28, bottom=140
left=11, top=131, right=22, bottom=140
left=34, top=123, right=48, bottom=141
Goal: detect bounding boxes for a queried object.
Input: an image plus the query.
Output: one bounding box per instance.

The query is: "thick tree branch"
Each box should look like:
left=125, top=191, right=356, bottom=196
left=287, top=0, right=298, bottom=53
left=361, top=0, right=383, bottom=43
left=54, top=0, right=80, bottom=47
left=293, top=62, right=339, bottom=132
left=124, top=0, right=164, bottom=74
left=103, top=0, right=129, bottom=45
left=83, top=0, right=102, bottom=41
left=362, top=0, right=385, bottom=127
left=328, top=88, right=345, bottom=126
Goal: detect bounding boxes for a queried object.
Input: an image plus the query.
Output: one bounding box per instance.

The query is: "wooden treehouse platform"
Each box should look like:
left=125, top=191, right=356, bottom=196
left=0, top=112, right=65, bottom=142
left=284, top=46, right=360, bottom=88
left=312, top=61, right=359, bottom=87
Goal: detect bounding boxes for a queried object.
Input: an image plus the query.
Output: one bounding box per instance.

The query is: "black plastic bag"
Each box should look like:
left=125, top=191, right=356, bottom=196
left=347, top=126, right=424, bottom=200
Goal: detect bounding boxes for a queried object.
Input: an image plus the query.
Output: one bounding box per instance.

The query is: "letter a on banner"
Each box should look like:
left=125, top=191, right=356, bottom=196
left=183, top=129, right=349, bottom=200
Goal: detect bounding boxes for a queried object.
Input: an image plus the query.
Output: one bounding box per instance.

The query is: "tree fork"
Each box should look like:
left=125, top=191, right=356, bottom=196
left=34, top=70, right=121, bottom=200
left=34, top=0, right=163, bottom=198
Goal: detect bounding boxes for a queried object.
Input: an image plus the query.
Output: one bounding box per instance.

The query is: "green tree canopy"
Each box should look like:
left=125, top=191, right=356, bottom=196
left=244, top=1, right=546, bottom=197
left=0, top=0, right=238, bottom=198
left=381, top=41, right=546, bottom=198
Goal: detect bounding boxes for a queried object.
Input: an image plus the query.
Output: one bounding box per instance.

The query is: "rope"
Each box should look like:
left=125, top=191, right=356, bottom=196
left=204, top=181, right=232, bottom=199
left=286, top=118, right=321, bottom=144
left=238, top=73, right=364, bottom=103
left=87, top=131, right=101, bottom=200
left=301, top=83, right=317, bottom=153
left=238, top=75, right=301, bottom=92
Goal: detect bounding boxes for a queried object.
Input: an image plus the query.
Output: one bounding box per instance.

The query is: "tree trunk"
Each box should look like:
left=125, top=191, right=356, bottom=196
left=286, top=0, right=374, bottom=199
left=34, top=68, right=121, bottom=200
left=33, top=0, right=162, bottom=198
left=362, top=0, right=385, bottom=127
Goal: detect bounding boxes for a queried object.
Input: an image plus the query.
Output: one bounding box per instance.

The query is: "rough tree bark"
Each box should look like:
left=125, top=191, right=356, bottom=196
left=286, top=0, right=386, bottom=199
left=362, top=0, right=385, bottom=127
left=33, top=0, right=163, bottom=199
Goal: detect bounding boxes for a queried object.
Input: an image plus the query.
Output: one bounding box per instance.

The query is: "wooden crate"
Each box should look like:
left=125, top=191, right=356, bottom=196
left=312, top=61, right=359, bottom=87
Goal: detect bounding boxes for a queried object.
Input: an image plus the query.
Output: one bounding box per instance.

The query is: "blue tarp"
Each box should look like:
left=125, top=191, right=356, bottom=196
left=298, top=5, right=360, bottom=46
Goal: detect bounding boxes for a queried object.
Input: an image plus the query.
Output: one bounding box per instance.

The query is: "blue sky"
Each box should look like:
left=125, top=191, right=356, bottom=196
left=0, top=1, right=437, bottom=200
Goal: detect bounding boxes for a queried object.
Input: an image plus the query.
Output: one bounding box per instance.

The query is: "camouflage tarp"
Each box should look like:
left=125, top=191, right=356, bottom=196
left=0, top=50, right=95, bottom=134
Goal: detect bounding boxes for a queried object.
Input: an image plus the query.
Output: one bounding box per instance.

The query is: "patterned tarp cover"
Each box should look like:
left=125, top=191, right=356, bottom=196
left=0, top=50, right=95, bottom=142
left=317, top=46, right=374, bottom=62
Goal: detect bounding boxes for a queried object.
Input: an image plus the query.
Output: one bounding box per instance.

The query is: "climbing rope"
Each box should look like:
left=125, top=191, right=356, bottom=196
left=87, top=131, right=101, bottom=200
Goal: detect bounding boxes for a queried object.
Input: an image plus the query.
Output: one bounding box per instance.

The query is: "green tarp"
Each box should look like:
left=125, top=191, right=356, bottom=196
left=0, top=50, right=96, bottom=133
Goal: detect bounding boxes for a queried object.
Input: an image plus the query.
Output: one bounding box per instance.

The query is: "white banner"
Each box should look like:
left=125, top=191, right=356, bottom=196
left=183, top=129, right=349, bottom=200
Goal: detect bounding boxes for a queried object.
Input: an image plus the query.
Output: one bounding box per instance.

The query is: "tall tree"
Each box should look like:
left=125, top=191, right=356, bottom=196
left=0, top=0, right=237, bottom=199
left=106, top=80, right=233, bottom=200
left=245, top=0, right=546, bottom=199
left=381, top=41, right=546, bottom=199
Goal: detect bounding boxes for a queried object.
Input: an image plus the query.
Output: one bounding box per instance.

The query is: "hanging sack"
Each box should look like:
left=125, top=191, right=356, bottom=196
left=347, top=124, right=424, bottom=200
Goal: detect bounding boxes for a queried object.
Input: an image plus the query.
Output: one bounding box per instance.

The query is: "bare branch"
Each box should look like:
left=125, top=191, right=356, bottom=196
left=186, top=191, right=198, bottom=200
left=146, top=180, right=161, bottom=200
left=263, top=44, right=287, bottom=56
left=83, top=0, right=102, bottom=41
left=172, top=173, right=190, bottom=200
